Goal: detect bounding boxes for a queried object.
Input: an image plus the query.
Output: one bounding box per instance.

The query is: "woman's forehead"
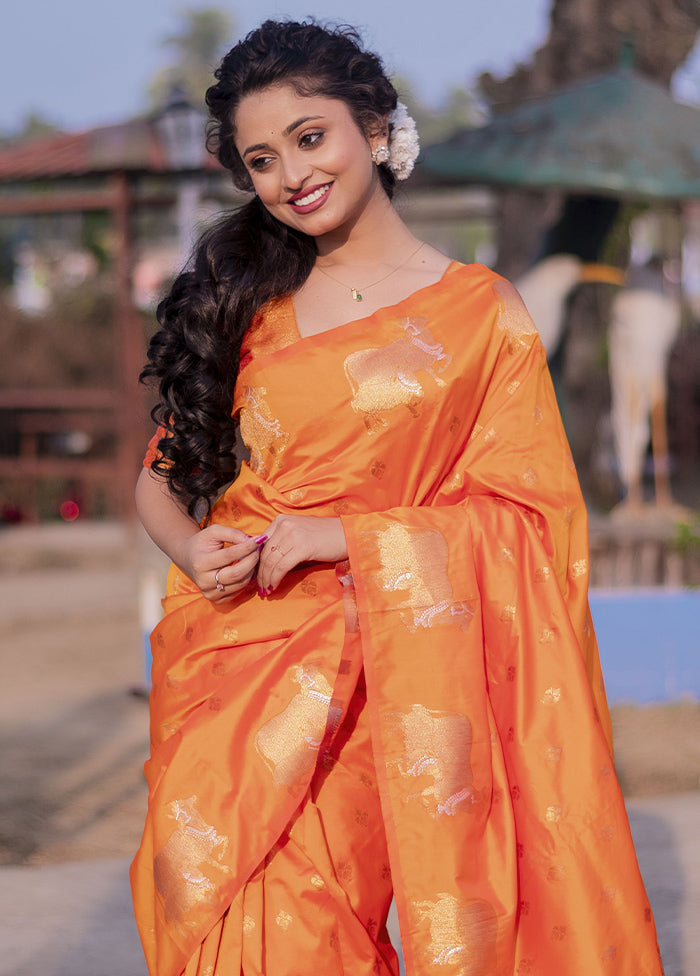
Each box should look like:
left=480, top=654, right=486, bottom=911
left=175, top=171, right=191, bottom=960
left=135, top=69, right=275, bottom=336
left=234, top=85, right=350, bottom=140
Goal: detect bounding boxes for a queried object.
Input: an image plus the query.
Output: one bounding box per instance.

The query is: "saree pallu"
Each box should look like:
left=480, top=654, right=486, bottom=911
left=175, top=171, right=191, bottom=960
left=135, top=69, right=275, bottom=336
left=131, top=262, right=664, bottom=976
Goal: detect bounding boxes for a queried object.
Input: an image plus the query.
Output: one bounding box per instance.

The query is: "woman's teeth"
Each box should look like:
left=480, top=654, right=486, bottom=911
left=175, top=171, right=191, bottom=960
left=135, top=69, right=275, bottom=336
left=293, top=184, right=330, bottom=206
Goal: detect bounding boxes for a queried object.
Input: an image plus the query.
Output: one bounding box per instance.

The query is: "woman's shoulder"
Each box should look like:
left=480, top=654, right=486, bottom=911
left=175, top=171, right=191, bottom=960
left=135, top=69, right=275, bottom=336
left=435, top=260, right=509, bottom=308
left=434, top=261, right=540, bottom=353
left=445, top=260, right=502, bottom=286
left=443, top=262, right=530, bottom=312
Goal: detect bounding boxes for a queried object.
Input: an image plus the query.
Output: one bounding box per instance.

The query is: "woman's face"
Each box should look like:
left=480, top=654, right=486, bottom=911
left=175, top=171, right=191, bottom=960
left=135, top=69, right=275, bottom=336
left=233, top=83, right=386, bottom=240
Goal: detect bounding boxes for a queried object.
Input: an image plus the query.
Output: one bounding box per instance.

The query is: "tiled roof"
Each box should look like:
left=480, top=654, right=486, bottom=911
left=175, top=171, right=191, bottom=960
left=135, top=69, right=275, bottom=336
left=422, top=66, right=700, bottom=200
left=0, top=119, right=222, bottom=180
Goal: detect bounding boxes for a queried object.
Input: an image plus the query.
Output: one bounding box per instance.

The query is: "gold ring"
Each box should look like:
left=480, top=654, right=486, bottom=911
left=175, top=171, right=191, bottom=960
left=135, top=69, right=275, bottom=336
left=215, top=570, right=225, bottom=592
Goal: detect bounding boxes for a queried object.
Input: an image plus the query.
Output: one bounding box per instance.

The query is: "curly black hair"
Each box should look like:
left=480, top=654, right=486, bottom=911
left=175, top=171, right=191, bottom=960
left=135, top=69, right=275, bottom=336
left=141, top=20, right=398, bottom=516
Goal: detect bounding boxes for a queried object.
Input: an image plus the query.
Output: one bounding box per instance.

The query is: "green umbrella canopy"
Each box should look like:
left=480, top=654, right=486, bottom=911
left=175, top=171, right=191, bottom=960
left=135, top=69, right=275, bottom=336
left=421, top=65, right=700, bottom=200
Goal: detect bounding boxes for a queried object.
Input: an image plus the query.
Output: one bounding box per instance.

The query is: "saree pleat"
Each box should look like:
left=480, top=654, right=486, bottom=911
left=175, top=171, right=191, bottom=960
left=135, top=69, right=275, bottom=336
left=132, top=262, right=663, bottom=975
left=180, top=667, right=399, bottom=976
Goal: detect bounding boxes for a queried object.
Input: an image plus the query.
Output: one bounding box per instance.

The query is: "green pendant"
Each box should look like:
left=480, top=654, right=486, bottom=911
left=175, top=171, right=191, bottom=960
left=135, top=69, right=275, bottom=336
left=351, top=287, right=363, bottom=301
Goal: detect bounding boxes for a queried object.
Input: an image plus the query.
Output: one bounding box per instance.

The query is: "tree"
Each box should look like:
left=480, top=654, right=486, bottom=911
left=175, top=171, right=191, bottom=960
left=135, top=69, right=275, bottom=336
left=149, top=7, right=234, bottom=109
left=17, top=111, right=60, bottom=140
left=392, top=76, right=483, bottom=145
left=479, top=0, right=700, bottom=112
left=476, top=0, right=700, bottom=279
left=0, top=111, right=60, bottom=146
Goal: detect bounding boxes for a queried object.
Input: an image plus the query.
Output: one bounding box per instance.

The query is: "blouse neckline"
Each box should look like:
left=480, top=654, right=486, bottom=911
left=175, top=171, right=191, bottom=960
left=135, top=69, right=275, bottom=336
left=286, top=259, right=464, bottom=347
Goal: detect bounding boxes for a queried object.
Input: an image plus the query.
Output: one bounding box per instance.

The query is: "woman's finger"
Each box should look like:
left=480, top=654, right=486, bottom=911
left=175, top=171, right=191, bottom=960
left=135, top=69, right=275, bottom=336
left=204, top=557, right=259, bottom=603
left=198, top=525, right=255, bottom=550
left=210, top=577, right=257, bottom=603
left=197, top=536, right=261, bottom=573
left=264, top=549, right=298, bottom=594
left=257, top=535, right=298, bottom=594
left=210, top=548, right=260, bottom=591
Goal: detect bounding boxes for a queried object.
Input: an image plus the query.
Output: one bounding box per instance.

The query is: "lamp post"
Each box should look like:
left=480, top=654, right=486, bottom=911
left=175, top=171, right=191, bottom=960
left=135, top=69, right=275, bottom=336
left=153, top=85, right=208, bottom=262
left=133, top=88, right=210, bottom=692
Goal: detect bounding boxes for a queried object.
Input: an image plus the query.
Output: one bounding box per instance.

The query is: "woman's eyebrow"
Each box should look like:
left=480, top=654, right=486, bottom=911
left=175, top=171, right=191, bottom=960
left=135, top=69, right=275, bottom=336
left=242, top=116, right=324, bottom=157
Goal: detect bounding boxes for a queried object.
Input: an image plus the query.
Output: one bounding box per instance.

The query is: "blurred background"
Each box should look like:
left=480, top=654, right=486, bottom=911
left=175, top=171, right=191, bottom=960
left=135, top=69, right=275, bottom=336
left=1, top=1, right=699, bottom=974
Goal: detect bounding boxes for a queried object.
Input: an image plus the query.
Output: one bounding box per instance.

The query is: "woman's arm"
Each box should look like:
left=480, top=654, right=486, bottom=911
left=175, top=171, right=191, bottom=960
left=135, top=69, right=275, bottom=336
left=135, top=466, right=201, bottom=562
left=135, top=467, right=262, bottom=601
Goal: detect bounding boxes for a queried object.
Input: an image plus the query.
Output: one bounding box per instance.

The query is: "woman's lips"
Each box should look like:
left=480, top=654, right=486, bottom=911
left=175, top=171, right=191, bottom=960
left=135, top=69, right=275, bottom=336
left=288, top=182, right=333, bottom=214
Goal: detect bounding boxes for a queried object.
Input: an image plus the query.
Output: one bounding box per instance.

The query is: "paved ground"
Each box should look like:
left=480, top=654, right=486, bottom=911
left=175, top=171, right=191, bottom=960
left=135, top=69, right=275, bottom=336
left=0, top=858, right=146, bottom=976
left=0, top=792, right=697, bottom=976
left=1, top=521, right=698, bottom=975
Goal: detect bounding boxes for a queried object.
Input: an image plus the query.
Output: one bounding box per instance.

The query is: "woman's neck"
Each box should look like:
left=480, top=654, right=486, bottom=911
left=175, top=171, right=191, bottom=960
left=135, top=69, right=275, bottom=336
left=314, top=190, right=417, bottom=270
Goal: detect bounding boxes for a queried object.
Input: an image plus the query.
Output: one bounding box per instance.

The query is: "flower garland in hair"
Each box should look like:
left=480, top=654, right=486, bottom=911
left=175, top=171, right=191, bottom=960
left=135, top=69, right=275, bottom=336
left=387, top=101, right=420, bottom=180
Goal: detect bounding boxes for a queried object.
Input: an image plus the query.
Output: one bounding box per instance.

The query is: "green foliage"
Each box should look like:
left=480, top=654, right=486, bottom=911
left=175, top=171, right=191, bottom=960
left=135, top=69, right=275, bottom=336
left=0, top=111, right=61, bottom=146
left=149, top=7, right=235, bottom=110
left=0, top=235, right=14, bottom=285
left=393, top=75, right=484, bottom=144
left=16, top=111, right=61, bottom=140
left=81, top=213, right=112, bottom=271
left=673, top=516, right=700, bottom=554
left=599, top=201, right=647, bottom=270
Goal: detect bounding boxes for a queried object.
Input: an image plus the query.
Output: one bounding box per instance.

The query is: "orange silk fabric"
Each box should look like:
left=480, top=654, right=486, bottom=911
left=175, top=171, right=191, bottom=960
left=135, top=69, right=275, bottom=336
left=131, top=263, right=663, bottom=976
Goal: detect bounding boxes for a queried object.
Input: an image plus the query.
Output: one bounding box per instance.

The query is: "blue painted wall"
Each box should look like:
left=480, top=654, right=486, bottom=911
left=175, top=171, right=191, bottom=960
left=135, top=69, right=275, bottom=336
left=590, top=590, right=700, bottom=703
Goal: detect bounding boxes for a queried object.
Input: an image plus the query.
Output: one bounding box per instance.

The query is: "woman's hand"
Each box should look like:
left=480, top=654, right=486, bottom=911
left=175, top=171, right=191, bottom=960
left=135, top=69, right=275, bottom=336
left=173, top=525, right=263, bottom=603
left=256, top=515, right=348, bottom=595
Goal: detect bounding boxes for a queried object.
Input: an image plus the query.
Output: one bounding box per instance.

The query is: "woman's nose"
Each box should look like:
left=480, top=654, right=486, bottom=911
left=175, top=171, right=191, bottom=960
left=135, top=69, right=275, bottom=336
left=280, top=152, right=313, bottom=192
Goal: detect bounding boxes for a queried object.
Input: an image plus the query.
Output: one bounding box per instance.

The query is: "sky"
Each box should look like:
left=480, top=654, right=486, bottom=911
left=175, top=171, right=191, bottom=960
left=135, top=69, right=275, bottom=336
left=1, top=0, right=548, bottom=132
left=2, top=0, right=699, bottom=135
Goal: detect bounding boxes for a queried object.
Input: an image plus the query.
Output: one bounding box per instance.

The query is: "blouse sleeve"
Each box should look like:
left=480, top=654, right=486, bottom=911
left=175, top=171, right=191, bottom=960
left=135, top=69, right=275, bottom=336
left=142, top=423, right=171, bottom=470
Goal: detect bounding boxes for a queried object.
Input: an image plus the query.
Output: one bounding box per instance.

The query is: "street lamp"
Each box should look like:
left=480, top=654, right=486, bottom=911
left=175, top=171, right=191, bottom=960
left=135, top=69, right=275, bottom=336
left=154, top=85, right=207, bottom=171
left=154, top=86, right=208, bottom=262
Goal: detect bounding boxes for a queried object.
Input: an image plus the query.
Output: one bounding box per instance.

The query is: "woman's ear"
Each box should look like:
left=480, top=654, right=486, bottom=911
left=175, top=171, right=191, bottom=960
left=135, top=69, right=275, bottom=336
left=367, top=114, right=389, bottom=153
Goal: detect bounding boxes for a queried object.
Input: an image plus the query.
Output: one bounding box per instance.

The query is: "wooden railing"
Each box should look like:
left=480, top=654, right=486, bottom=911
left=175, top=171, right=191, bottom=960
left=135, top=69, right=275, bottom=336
left=0, top=388, right=142, bottom=521
left=589, top=513, right=700, bottom=588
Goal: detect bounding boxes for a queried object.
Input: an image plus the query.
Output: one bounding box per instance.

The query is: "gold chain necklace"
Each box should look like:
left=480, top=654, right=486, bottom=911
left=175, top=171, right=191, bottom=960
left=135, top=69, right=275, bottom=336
left=315, top=241, right=425, bottom=301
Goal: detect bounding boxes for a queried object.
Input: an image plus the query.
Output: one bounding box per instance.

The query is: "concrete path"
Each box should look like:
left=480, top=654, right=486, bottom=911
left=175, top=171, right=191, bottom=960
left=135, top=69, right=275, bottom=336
left=0, top=858, right=146, bottom=976
left=627, top=791, right=700, bottom=976
left=0, top=790, right=697, bottom=976
left=0, top=520, right=144, bottom=627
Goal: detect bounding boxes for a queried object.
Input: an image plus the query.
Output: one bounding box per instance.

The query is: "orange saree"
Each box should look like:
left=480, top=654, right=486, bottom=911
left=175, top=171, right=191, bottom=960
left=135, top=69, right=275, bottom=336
left=131, top=262, right=663, bottom=976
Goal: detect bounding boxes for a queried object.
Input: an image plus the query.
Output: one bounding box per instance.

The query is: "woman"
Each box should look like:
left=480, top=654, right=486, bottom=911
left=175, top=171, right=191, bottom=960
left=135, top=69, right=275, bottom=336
left=131, top=20, right=663, bottom=976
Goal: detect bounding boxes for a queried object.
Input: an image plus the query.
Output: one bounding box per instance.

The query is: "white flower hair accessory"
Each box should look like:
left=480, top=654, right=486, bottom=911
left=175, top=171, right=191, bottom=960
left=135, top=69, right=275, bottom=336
left=387, top=101, right=419, bottom=180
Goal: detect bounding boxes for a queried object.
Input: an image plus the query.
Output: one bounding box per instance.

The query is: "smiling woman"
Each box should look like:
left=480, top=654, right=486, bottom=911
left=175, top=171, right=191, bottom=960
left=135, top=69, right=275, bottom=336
left=131, top=19, right=665, bottom=976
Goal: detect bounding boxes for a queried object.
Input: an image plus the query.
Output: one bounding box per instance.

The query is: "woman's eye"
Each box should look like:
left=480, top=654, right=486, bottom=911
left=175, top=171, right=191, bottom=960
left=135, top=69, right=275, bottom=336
left=300, top=130, right=323, bottom=149
left=250, top=156, right=273, bottom=171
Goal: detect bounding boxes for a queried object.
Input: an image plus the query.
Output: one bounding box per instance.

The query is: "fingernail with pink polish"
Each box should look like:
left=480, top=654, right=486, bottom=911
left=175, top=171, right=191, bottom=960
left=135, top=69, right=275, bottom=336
left=266, top=586, right=274, bottom=595
left=254, top=534, right=268, bottom=545
left=257, top=586, right=265, bottom=598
